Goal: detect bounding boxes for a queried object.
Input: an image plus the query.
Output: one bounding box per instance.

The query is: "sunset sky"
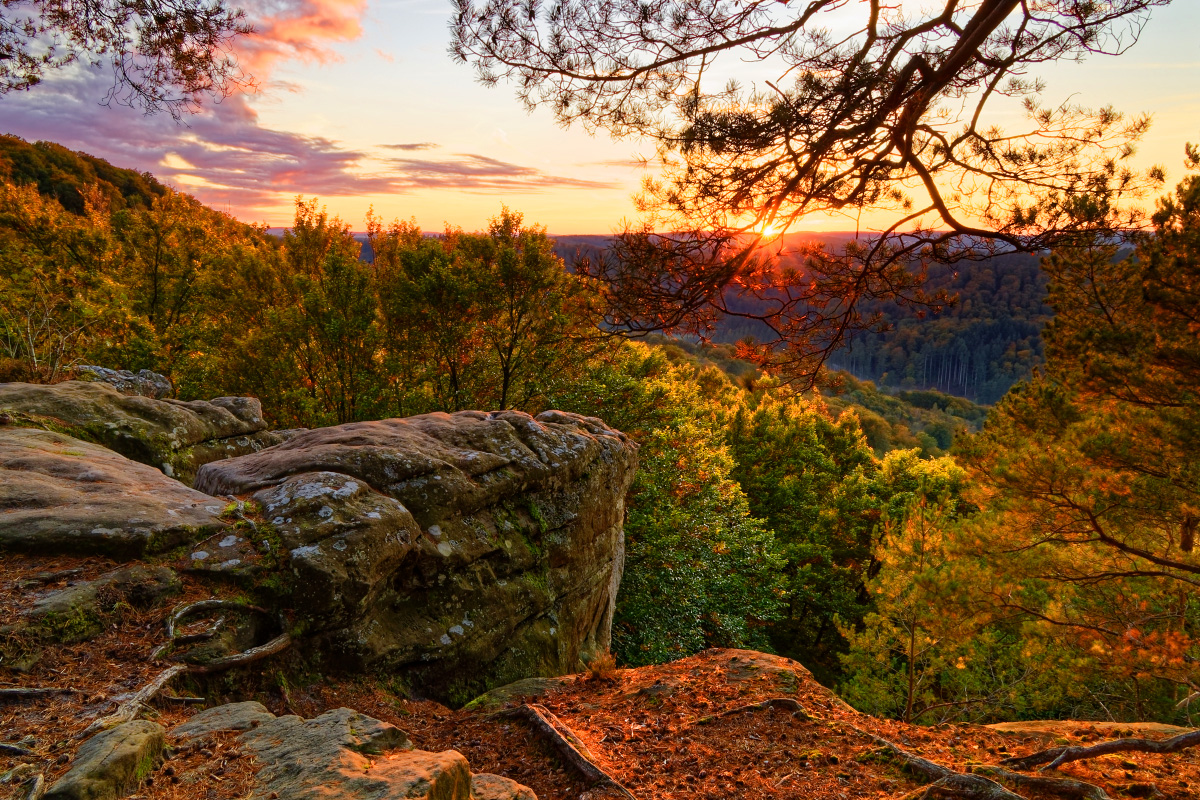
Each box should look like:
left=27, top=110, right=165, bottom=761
left=3, top=0, right=1198, bottom=234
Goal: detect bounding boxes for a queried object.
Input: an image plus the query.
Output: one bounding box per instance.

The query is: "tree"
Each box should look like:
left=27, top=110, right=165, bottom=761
left=1, top=0, right=252, bottom=115
left=961, top=156, right=1200, bottom=720
left=727, top=394, right=879, bottom=678
left=371, top=208, right=604, bottom=413
left=453, top=0, right=1170, bottom=382
left=469, top=207, right=603, bottom=409
left=548, top=343, right=785, bottom=665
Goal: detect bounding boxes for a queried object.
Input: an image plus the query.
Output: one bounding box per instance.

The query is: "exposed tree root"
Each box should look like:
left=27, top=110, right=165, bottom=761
left=79, top=601, right=293, bottom=737
left=1001, top=729, right=1200, bottom=771
left=694, top=696, right=812, bottom=724
left=0, top=743, right=36, bottom=757
left=152, top=599, right=269, bottom=661
left=852, top=730, right=1025, bottom=800
left=970, top=765, right=1111, bottom=800
left=23, top=773, right=44, bottom=800
left=502, top=703, right=638, bottom=800
left=184, top=632, right=291, bottom=674
left=0, top=687, right=77, bottom=701
left=161, top=694, right=206, bottom=704
left=78, top=664, right=189, bottom=739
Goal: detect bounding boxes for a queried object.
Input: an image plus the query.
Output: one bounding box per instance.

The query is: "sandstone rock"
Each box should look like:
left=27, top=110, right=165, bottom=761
left=471, top=773, right=537, bottom=800
left=239, top=708, right=474, bottom=800
left=0, top=428, right=225, bottom=557
left=0, top=380, right=281, bottom=484
left=77, top=366, right=173, bottom=399
left=464, top=676, right=578, bottom=711
left=26, top=565, right=180, bottom=642
left=171, top=701, right=276, bottom=740
left=195, top=410, right=637, bottom=704
left=45, top=720, right=164, bottom=800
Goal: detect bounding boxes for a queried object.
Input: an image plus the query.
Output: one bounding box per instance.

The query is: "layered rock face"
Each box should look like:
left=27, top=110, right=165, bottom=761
left=0, top=377, right=637, bottom=704
left=0, top=380, right=288, bottom=484
left=0, top=428, right=226, bottom=557
left=195, top=410, right=637, bottom=703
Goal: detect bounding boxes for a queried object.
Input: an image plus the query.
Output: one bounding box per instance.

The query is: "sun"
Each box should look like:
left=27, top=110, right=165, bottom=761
left=756, top=219, right=787, bottom=239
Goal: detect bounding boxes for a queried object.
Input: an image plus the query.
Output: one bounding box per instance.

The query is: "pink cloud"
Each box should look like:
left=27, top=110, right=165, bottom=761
left=236, top=0, right=370, bottom=73
left=0, top=70, right=616, bottom=220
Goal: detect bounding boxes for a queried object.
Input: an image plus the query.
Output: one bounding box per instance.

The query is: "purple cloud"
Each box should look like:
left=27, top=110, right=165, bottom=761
left=381, top=142, right=440, bottom=151
left=387, top=154, right=616, bottom=192
left=0, top=70, right=615, bottom=219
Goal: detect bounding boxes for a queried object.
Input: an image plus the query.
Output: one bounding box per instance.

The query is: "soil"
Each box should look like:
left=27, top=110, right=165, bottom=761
left=4, top=552, right=1199, bottom=800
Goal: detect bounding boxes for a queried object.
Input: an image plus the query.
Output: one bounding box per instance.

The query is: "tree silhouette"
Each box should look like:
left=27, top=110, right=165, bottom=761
left=1, top=0, right=252, bottom=115
left=453, top=0, right=1171, bottom=382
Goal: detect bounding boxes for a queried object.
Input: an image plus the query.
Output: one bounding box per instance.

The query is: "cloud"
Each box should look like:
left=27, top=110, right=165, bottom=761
left=386, top=154, right=618, bottom=192
left=236, top=0, right=370, bottom=74
left=0, top=70, right=616, bottom=219
left=381, top=142, right=440, bottom=151
left=583, top=158, right=653, bottom=169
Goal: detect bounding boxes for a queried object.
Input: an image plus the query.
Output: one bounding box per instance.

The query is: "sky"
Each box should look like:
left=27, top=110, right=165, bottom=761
left=2, top=0, right=1198, bottom=234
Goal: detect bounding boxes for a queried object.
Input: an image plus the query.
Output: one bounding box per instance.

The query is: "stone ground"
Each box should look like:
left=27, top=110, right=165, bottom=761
left=4, top=552, right=1200, bottom=800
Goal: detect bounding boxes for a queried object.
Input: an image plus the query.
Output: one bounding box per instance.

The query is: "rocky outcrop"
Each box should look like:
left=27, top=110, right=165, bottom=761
left=0, top=376, right=637, bottom=703
left=22, top=565, right=180, bottom=642
left=45, top=720, right=164, bottom=800
left=0, top=380, right=288, bottom=484
left=76, top=366, right=174, bottom=399
left=471, top=773, right=538, bottom=800
left=0, top=428, right=226, bottom=557
left=195, top=410, right=637, bottom=704
left=167, top=704, right=535, bottom=800
left=172, top=701, right=276, bottom=740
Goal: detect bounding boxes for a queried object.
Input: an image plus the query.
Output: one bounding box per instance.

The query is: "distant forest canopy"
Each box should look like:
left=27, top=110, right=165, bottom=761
left=554, top=235, right=1052, bottom=405
left=0, top=135, right=1051, bottom=406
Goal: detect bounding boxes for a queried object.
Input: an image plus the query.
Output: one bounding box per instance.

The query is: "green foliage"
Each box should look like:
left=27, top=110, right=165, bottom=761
left=726, top=394, right=878, bottom=678
left=548, top=343, right=785, bottom=666
left=371, top=206, right=602, bottom=414
left=955, top=161, right=1200, bottom=722
left=0, top=135, right=167, bottom=214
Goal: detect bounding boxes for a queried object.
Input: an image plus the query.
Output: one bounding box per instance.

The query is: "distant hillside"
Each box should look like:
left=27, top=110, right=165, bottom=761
left=554, top=234, right=1050, bottom=404
left=0, top=134, right=167, bottom=214
left=645, top=334, right=989, bottom=455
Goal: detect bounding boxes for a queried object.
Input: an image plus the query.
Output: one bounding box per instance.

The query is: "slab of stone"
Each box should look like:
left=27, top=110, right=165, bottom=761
left=195, top=410, right=638, bottom=704
left=0, top=428, right=225, bottom=557
left=25, top=565, right=180, bottom=642
left=77, top=366, right=173, bottom=399
left=464, top=677, right=577, bottom=711
left=0, top=380, right=273, bottom=483
left=471, top=773, right=538, bottom=800
left=44, top=720, right=164, bottom=800
left=171, top=702, right=276, bottom=741
left=239, top=708, right=475, bottom=800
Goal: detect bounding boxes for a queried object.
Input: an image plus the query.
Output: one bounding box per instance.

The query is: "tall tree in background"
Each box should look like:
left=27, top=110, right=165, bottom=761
left=0, top=0, right=251, bottom=114
left=963, top=155, right=1200, bottom=718
left=453, top=0, right=1171, bottom=382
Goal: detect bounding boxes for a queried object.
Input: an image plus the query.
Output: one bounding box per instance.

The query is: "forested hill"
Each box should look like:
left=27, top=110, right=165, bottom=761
left=0, top=136, right=1049, bottom=405
left=0, top=135, right=168, bottom=214
left=826, top=254, right=1050, bottom=404
left=553, top=236, right=1051, bottom=405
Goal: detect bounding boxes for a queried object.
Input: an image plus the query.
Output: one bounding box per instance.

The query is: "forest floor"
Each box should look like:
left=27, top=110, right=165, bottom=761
left=3, top=552, right=1199, bottom=800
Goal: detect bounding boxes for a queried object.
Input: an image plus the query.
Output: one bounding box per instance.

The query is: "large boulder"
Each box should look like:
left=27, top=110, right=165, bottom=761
left=76, top=365, right=174, bottom=399
left=45, top=720, right=165, bottom=800
left=0, top=380, right=287, bottom=484
left=238, top=708, right=470, bottom=800
left=0, top=428, right=226, bottom=557
left=195, top=410, right=637, bottom=704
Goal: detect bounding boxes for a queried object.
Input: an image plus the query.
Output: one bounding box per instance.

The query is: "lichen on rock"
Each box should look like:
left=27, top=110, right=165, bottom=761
left=195, top=409, right=637, bottom=704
